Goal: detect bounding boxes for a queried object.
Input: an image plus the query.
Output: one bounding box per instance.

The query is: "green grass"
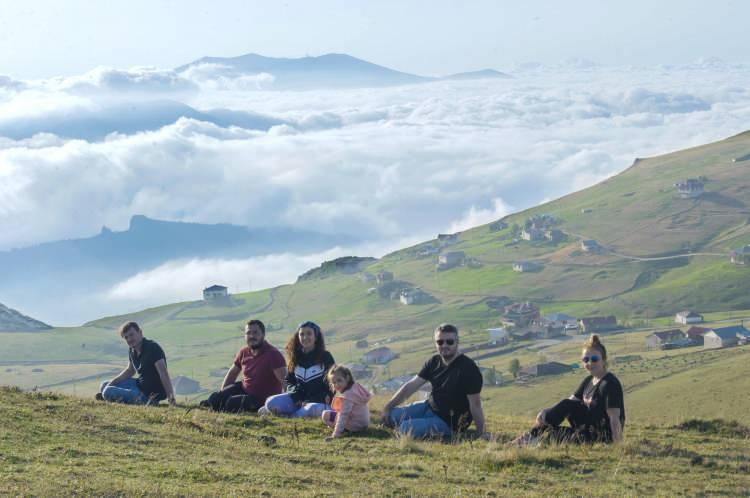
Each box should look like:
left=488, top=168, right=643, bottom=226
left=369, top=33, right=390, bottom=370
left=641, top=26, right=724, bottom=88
left=1, top=387, right=748, bottom=497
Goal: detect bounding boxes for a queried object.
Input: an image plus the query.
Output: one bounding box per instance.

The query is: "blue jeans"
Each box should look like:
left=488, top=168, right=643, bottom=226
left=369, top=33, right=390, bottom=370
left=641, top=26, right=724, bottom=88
left=264, top=393, right=328, bottom=418
left=100, top=378, right=149, bottom=405
left=388, top=400, right=452, bottom=439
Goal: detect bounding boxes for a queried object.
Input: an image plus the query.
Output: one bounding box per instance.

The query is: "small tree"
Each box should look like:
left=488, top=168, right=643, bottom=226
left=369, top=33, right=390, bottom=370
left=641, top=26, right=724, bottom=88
left=509, top=358, right=521, bottom=379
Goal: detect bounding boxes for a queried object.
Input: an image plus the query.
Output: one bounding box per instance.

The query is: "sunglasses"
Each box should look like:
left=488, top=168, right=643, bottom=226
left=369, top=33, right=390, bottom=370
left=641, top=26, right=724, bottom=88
left=581, top=355, right=601, bottom=363
left=436, top=339, right=456, bottom=346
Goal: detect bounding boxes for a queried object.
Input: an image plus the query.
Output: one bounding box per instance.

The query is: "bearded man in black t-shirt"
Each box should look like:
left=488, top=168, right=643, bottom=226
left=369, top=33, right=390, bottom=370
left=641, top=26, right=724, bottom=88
left=382, top=324, right=490, bottom=439
left=97, top=321, right=176, bottom=406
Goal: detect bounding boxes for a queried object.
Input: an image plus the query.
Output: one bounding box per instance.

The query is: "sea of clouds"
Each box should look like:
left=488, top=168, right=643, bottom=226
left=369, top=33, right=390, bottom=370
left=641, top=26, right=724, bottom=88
left=1, top=58, right=750, bottom=322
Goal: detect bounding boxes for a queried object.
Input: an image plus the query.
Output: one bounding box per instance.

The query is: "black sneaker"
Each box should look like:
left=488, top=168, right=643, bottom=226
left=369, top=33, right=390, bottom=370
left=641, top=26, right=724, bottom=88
left=199, top=399, right=211, bottom=408
left=95, top=393, right=104, bottom=401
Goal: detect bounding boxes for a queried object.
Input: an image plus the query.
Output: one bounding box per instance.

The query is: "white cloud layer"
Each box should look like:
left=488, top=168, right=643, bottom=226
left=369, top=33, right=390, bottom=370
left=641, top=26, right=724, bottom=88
left=2, top=60, right=750, bottom=319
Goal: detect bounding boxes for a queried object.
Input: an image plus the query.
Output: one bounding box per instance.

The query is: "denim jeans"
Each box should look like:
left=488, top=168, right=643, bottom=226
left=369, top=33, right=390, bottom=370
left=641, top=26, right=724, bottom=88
left=100, top=378, right=149, bottom=405
left=387, top=400, right=452, bottom=439
left=264, top=393, right=328, bottom=418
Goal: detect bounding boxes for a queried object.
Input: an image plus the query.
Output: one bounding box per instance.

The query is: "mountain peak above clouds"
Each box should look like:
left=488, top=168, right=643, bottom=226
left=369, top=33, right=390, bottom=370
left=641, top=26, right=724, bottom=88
left=175, top=52, right=512, bottom=90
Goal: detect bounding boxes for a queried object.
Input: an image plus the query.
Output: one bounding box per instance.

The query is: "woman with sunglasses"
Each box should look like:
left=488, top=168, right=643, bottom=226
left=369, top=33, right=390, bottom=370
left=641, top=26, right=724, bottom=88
left=261, top=321, right=336, bottom=418
left=512, top=334, right=625, bottom=444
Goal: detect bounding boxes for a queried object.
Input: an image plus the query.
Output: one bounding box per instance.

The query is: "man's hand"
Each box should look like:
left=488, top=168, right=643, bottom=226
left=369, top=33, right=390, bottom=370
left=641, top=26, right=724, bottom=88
left=381, top=406, right=393, bottom=427
left=535, top=409, right=549, bottom=426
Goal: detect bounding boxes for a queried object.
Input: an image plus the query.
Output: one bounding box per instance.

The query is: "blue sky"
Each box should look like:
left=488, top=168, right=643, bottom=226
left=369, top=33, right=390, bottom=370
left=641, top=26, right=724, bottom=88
left=0, top=0, right=746, bottom=78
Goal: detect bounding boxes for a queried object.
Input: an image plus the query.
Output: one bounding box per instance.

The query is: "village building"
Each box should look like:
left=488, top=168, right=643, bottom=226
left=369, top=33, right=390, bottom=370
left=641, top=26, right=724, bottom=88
left=513, top=261, right=543, bottom=273
left=543, top=313, right=578, bottom=329
left=437, top=233, right=459, bottom=246
left=359, top=272, right=376, bottom=284
left=172, top=375, right=201, bottom=395
left=399, top=288, right=432, bottom=305
left=703, top=327, right=742, bottom=349
left=437, top=251, right=465, bottom=271
left=545, top=228, right=566, bottom=243
left=521, top=227, right=545, bottom=241
left=501, top=302, right=540, bottom=328
left=415, top=246, right=440, bottom=258
left=578, top=316, right=618, bottom=334
left=355, top=339, right=369, bottom=349
left=520, top=361, right=573, bottom=377
left=486, top=327, right=509, bottom=344
left=645, top=329, right=686, bottom=350
left=674, top=179, right=704, bottom=198
left=489, top=220, right=508, bottom=232
left=529, top=320, right=566, bottom=339
left=380, top=374, right=417, bottom=392
left=675, top=310, right=704, bottom=325
left=345, top=363, right=371, bottom=379
left=362, top=346, right=396, bottom=364
left=730, top=245, right=750, bottom=265
left=202, top=285, right=228, bottom=301
left=686, top=326, right=710, bottom=346
left=581, top=239, right=602, bottom=253
left=376, top=270, right=394, bottom=284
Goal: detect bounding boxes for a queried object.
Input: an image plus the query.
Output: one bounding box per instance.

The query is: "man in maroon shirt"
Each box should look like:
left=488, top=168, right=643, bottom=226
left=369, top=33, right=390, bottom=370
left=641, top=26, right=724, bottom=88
left=201, top=319, right=287, bottom=412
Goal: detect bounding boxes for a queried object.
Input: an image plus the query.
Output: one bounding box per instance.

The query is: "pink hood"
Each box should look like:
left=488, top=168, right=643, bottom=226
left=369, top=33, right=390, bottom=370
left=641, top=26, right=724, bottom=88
left=341, top=383, right=372, bottom=404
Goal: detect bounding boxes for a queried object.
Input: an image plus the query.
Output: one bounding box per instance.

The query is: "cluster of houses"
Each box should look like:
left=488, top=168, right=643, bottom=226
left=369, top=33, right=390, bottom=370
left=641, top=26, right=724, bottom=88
left=674, top=178, right=705, bottom=199
left=521, top=214, right=565, bottom=243
left=646, top=310, right=749, bottom=350
left=496, top=301, right=617, bottom=338
left=647, top=324, right=750, bottom=350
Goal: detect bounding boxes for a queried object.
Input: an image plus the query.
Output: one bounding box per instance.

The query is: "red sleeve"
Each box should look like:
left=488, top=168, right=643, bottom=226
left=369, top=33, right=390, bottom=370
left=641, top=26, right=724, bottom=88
left=271, top=349, right=286, bottom=369
left=233, top=348, right=245, bottom=369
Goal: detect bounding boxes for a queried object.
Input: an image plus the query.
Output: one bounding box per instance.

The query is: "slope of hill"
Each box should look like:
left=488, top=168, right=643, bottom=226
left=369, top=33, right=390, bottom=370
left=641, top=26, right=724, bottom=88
left=3, top=131, right=750, bottom=430
left=1, top=387, right=748, bottom=496
left=0, top=303, right=50, bottom=332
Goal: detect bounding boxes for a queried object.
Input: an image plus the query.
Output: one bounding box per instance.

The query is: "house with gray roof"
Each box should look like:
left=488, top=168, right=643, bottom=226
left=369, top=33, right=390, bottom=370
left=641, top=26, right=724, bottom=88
left=646, top=329, right=685, bottom=350
left=703, top=325, right=750, bottom=350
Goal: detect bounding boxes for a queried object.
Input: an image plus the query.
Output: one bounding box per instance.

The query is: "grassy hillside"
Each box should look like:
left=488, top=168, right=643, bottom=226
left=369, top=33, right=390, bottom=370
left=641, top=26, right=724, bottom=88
left=1, top=387, right=748, bottom=497
left=3, top=131, right=750, bottom=427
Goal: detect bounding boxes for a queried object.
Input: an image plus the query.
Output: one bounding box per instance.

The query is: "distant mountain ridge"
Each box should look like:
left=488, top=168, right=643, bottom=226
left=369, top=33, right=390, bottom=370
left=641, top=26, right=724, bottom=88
left=0, top=100, right=286, bottom=141
left=0, top=215, right=355, bottom=325
left=0, top=303, right=51, bottom=332
left=176, top=52, right=509, bottom=89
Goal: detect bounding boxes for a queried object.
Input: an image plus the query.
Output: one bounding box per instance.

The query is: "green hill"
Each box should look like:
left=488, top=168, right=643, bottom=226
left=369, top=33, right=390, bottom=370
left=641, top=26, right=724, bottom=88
left=1, top=387, right=748, bottom=496
left=3, top=131, right=750, bottom=425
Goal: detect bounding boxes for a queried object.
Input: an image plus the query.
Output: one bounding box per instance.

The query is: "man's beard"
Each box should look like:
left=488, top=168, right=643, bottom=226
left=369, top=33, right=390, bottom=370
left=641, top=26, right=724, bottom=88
left=440, top=350, right=456, bottom=361
left=250, top=339, right=264, bottom=350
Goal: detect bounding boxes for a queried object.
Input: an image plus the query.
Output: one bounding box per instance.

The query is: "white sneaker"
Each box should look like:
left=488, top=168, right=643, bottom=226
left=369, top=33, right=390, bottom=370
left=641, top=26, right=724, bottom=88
left=257, top=406, right=271, bottom=417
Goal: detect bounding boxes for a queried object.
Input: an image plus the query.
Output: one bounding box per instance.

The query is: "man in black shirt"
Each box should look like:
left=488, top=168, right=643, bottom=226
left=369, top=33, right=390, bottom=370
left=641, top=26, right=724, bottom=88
left=382, top=324, right=489, bottom=439
left=98, top=321, right=176, bottom=405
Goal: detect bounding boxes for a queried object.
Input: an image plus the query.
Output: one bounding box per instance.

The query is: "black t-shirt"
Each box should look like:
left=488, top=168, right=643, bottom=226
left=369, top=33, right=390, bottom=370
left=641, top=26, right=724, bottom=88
left=418, top=353, right=483, bottom=431
left=130, top=338, right=167, bottom=400
left=573, top=372, right=625, bottom=435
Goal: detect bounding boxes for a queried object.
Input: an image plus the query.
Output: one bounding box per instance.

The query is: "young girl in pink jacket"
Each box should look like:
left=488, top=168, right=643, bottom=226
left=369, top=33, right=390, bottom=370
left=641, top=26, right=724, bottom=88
left=322, top=365, right=372, bottom=439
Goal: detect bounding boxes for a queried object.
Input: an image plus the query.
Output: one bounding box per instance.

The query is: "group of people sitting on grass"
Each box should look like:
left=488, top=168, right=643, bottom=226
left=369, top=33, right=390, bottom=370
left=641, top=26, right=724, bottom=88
left=97, top=319, right=624, bottom=443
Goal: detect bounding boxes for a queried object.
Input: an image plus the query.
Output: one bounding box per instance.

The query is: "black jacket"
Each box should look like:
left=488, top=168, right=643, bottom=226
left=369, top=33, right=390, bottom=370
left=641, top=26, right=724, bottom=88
left=285, top=350, right=335, bottom=404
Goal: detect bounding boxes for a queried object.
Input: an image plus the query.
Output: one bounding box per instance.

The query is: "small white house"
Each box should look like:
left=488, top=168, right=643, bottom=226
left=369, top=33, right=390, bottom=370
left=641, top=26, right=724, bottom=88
left=486, top=327, right=509, bottom=343
left=203, top=285, right=228, bottom=301
left=674, top=310, right=704, bottom=325
left=363, top=346, right=396, bottom=364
